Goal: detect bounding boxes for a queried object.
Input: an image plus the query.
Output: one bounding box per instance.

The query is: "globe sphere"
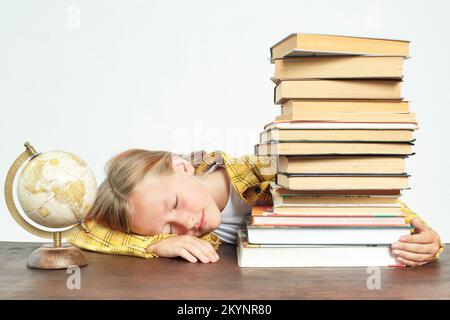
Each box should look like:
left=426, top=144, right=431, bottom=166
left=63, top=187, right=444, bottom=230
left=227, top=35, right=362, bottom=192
left=16, top=150, right=97, bottom=229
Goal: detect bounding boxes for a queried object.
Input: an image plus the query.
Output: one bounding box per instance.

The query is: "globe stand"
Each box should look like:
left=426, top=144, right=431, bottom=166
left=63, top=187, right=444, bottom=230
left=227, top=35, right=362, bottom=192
left=26, top=232, right=88, bottom=270
left=4, top=142, right=90, bottom=270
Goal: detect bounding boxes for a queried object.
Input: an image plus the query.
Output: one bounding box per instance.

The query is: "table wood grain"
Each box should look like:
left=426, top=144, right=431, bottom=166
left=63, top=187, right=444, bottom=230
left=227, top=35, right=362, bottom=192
left=0, top=241, right=448, bottom=299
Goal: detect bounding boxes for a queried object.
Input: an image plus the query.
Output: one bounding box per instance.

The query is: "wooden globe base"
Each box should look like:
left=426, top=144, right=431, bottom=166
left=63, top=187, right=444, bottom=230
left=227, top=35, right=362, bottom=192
left=27, top=243, right=88, bottom=270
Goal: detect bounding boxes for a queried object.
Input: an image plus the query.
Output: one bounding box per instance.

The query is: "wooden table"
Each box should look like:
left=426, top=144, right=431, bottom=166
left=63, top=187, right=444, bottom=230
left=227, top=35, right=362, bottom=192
left=0, top=241, right=448, bottom=299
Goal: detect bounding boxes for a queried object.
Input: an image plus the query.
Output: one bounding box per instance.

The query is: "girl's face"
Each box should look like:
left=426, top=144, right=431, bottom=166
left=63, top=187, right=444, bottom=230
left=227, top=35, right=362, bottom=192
left=128, top=157, right=222, bottom=236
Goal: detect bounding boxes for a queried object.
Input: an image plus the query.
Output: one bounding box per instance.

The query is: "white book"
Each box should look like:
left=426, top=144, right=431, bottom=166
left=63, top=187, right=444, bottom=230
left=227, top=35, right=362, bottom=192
left=246, top=223, right=411, bottom=245
left=237, top=229, right=403, bottom=268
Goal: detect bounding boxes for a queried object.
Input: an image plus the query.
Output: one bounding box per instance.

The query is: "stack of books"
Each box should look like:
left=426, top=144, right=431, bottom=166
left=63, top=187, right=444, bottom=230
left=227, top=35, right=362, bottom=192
left=238, top=33, right=418, bottom=267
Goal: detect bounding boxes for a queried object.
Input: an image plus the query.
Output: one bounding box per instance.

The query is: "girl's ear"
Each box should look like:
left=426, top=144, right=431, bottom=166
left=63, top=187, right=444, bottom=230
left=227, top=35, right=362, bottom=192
left=171, top=155, right=195, bottom=175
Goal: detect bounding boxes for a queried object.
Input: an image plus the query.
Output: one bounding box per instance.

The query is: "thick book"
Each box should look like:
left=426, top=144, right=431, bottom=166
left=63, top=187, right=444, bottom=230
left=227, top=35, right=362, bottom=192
left=270, top=182, right=403, bottom=196
left=237, top=229, right=404, bottom=267
left=276, top=173, right=409, bottom=190
left=260, top=128, right=414, bottom=143
left=273, top=56, right=404, bottom=81
left=271, top=195, right=400, bottom=207
left=245, top=219, right=411, bottom=245
left=270, top=33, right=409, bottom=60
left=252, top=216, right=406, bottom=227
left=259, top=205, right=405, bottom=216
left=277, top=155, right=406, bottom=174
left=275, top=80, right=402, bottom=104
left=255, top=142, right=413, bottom=156
left=276, top=112, right=416, bottom=123
left=263, top=120, right=419, bottom=131
left=251, top=206, right=406, bottom=226
left=281, top=100, right=410, bottom=113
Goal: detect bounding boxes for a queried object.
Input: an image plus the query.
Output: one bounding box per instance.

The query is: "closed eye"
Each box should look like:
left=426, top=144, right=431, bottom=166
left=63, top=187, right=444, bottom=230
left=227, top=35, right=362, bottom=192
left=173, top=194, right=178, bottom=209
left=168, top=195, right=178, bottom=233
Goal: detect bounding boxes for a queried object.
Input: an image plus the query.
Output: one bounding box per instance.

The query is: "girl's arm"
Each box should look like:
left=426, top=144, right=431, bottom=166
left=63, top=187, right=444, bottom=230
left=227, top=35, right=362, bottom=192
left=67, top=219, right=221, bottom=259
left=395, top=200, right=445, bottom=266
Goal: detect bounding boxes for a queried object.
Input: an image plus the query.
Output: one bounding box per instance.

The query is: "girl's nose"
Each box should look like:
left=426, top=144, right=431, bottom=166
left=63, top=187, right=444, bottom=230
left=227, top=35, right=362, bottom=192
left=175, top=210, right=195, bottom=232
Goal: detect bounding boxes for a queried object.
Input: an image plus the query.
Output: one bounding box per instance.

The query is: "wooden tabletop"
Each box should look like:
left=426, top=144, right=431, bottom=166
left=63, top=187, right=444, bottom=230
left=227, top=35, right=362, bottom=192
left=0, top=241, right=448, bottom=299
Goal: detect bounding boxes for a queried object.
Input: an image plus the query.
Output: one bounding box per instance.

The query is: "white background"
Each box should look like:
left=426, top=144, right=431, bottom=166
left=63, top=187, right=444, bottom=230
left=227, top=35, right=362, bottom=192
left=0, top=0, right=449, bottom=242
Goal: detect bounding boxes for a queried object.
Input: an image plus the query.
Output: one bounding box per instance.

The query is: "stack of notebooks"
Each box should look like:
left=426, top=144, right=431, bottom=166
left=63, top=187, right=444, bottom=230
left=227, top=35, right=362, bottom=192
left=238, top=33, right=418, bottom=268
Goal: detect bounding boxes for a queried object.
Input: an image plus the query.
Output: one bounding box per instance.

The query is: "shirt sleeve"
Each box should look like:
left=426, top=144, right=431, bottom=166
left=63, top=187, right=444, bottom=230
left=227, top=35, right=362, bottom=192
left=398, top=200, right=445, bottom=259
left=67, top=219, right=222, bottom=259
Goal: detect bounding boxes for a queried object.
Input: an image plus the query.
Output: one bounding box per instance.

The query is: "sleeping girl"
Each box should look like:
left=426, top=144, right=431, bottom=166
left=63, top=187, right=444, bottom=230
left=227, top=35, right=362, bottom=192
left=68, top=149, right=444, bottom=266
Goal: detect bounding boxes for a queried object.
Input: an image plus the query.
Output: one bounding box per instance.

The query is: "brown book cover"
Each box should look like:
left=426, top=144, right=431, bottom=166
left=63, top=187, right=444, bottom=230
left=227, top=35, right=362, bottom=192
left=276, top=173, right=410, bottom=190
left=281, top=100, right=410, bottom=113
left=273, top=56, right=404, bottom=80
left=260, top=128, right=414, bottom=143
left=270, top=33, right=409, bottom=60
left=255, top=141, right=414, bottom=156
left=274, top=80, right=402, bottom=104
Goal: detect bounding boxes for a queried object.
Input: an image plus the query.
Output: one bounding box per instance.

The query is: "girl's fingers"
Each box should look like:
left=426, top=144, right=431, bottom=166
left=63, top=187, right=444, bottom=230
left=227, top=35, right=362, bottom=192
left=391, top=241, right=437, bottom=254
left=392, top=249, right=433, bottom=263
left=410, top=218, right=427, bottom=234
left=396, top=256, right=428, bottom=268
left=400, top=232, right=435, bottom=244
left=192, top=238, right=220, bottom=262
left=183, top=242, right=211, bottom=263
left=177, top=247, right=198, bottom=263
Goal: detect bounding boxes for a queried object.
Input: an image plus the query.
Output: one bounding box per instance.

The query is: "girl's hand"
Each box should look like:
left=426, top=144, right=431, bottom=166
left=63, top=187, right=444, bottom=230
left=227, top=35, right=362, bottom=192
left=146, top=234, right=220, bottom=263
left=391, top=218, right=441, bottom=267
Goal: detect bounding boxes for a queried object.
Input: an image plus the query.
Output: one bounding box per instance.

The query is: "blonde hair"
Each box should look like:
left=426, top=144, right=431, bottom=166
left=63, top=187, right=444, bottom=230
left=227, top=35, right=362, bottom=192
left=85, top=149, right=175, bottom=233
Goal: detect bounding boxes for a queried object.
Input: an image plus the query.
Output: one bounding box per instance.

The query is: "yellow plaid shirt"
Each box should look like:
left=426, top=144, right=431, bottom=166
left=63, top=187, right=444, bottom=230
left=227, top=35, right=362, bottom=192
left=68, top=150, right=444, bottom=259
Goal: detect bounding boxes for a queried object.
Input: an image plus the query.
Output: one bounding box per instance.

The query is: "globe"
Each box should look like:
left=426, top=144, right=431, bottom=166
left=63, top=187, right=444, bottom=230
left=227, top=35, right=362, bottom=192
left=4, top=142, right=97, bottom=269
left=17, top=150, right=97, bottom=229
